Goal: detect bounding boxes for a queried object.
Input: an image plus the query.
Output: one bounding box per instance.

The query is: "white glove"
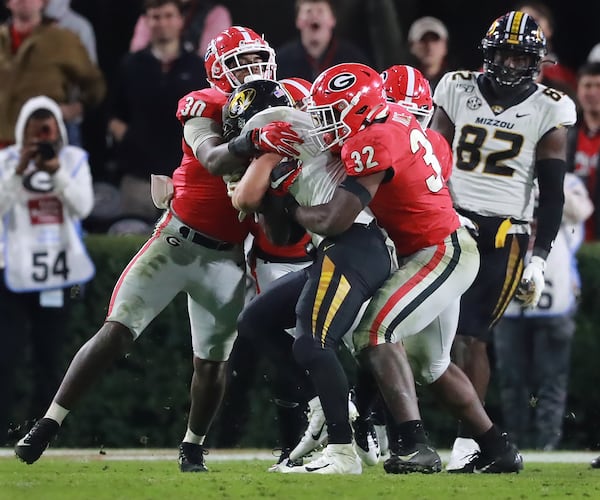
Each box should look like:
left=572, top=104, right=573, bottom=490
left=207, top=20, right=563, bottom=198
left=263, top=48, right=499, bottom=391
left=515, top=256, right=546, bottom=308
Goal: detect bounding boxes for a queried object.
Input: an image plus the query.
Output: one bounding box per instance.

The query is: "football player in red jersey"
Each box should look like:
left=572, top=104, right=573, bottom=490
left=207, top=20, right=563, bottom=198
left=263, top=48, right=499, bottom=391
left=14, top=26, right=292, bottom=472
left=278, top=62, right=523, bottom=474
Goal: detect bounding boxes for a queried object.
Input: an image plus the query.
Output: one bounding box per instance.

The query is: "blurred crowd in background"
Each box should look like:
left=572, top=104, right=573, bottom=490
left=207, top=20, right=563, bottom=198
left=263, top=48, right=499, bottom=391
left=2, top=0, right=600, bottom=456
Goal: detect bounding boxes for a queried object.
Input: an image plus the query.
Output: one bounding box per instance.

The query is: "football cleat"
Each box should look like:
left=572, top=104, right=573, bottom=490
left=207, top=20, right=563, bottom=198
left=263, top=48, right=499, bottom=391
left=374, top=424, right=390, bottom=460
left=285, top=443, right=362, bottom=474
left=446, top=437, right=480, bottom=473
left=289, top=395, right=359, bottom=462
left=591, top=456, right=600, bottom=469
left=268, top=448, right=303, bottom=472
left=289, top=396, right=327, bottom=462
left=14, top=418, right=59, bottom=464
left=352, top=417, right=380, bottom=466
left=383, top=443, right=442, bottom=474
left=464, top=435, right=523, bottom=474
left=178, top=442, right=208, bottom=472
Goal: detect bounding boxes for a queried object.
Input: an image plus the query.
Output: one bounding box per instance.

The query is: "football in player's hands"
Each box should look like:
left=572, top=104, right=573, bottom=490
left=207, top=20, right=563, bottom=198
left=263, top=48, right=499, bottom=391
left=270, top=159, right=302, bottom=196
left=515, top=256, right=546, bottom=308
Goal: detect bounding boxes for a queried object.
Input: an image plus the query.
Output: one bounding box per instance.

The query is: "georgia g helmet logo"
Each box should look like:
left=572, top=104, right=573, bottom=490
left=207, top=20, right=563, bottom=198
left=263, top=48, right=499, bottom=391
left=328, top=73, right=357, bottom=92
left=227, top=88, right=256, bottom=118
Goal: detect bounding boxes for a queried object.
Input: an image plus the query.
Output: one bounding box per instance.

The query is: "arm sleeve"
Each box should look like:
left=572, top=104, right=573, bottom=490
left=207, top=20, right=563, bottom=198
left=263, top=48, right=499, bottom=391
left=534, top=158, right=567, bottom=258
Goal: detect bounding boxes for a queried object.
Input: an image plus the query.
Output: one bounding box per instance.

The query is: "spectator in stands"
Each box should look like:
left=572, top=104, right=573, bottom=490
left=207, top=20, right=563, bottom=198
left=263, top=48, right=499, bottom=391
left=568, top=62, right=600, bottom=241
left=407, top=16, right=454, bottom=91
left=108, top=0, right=208, bottom=222
left=45, top=0, right=97, bottom=62
left=0, top=0, right=105, bottom=149
left=494, top=173, right=593, bottom=450
left=129, top=0, right=231, bottom=57
left=44, top=0, right=99, bottom=147
left=516, top=1, right=577, bottom=94
left=276, top=0, right=371, bottom=82
left=0, top=95, right=95, bottom=445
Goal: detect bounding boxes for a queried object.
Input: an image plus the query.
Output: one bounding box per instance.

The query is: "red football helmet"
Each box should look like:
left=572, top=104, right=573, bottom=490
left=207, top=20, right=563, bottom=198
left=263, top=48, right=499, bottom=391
left=279, top=77, right=312, bottom=110
left=204, top=26, right=277, bottom=94
left=380, top=65, right=433, bottom=128
left=306, top=63, right=388, bottom=151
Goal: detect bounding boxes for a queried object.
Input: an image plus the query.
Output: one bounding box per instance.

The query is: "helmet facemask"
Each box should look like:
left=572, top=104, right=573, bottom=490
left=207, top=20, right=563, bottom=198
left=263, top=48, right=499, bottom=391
left=307, top=99, right=351, bottom=152
left=221, top=49, right=277, bottom=89
left=308, top=94, right=386, bottom=152
left=483, top=47, right=541, bottom=88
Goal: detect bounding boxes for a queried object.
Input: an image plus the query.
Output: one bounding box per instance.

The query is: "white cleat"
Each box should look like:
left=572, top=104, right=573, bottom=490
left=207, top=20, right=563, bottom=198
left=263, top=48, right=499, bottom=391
left=289, top=397, right=327, bottom=462
left=446, top=437, right=480, bottom=473
left=285, top=443, right=362, bottom=474
left=289, top=394, right=361, bottom=462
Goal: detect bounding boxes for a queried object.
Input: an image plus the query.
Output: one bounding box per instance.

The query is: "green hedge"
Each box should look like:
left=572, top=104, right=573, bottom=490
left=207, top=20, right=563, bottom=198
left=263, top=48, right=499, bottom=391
left=23, top=237, right=600, bottom=450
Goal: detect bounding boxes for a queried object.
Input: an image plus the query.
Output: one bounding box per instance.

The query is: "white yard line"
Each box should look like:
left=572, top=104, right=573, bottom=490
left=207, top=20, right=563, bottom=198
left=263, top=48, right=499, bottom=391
left=1, top=448, right=599, bottom=463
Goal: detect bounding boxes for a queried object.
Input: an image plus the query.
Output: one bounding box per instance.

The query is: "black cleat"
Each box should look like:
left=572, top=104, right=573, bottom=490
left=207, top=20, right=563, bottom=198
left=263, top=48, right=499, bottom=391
left=352, top=417, right=380, bottom=466
left=384, top=443, right=442, bottom=474
left=14, top=418, right=59, bottom=464
left=591, top=456, right=600, bottom=469
left=464, top=434, right=523, bottom=474
left=178, top=442, right=208, bottom=472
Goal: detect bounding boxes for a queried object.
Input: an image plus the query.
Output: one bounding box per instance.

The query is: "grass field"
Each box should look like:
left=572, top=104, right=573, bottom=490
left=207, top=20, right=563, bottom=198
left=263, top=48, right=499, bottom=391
left=1, top=450, right=599, bottom=500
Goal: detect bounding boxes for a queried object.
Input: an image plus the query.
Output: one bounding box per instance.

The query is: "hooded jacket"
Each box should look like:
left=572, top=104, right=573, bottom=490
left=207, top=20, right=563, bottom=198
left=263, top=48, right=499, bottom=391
left=0, top=96, right=95, bottom=290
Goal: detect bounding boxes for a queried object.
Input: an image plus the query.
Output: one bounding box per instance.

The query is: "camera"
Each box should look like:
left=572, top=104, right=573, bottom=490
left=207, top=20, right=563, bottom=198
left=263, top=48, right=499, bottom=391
left=36, top=141, right=57, bottom=160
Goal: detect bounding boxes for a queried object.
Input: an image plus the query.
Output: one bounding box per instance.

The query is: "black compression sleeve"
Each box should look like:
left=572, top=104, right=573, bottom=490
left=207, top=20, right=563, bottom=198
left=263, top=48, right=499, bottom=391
left=339, top=176, right=372, bottom=208
left=534, top=158, right=567, bottom=259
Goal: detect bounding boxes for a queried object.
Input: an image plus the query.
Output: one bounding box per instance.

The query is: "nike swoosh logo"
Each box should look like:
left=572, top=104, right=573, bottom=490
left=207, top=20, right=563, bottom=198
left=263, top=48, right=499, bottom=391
left=322, top=243, right=335, bottom=252
left=397, top=451, right=419, bottom=461
left=305, top=463, right=331, bottom=472
left=311, top=423, right=326, bottom=441
left=516, top=113, right=530, bottom=118
left=271, top=169, right=296, bottom=189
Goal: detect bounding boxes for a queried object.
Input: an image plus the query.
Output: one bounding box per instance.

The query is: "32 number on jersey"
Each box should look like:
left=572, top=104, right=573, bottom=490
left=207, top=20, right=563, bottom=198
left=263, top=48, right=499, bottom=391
left=348, top=130, right=443, bottom=193
left=350, top=146, right=379, bottom=173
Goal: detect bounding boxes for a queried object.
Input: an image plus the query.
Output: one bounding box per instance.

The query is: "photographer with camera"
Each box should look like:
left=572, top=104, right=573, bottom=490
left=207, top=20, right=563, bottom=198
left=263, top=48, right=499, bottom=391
left=0, top=95, right=95, bottom=444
